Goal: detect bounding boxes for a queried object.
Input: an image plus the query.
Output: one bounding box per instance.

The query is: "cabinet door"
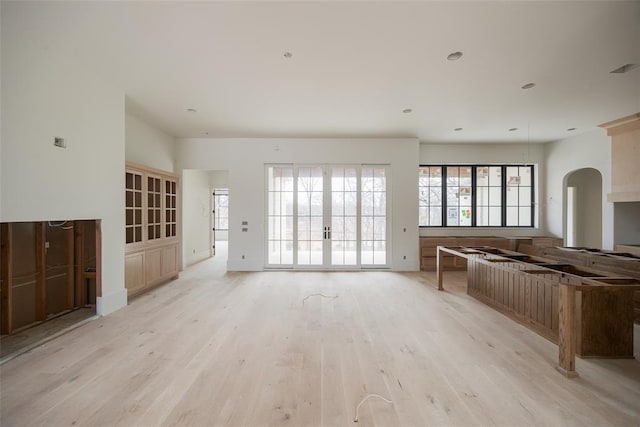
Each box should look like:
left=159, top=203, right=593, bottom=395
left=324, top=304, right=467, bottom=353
left=125, top=170, right=144, bottom=245
left=145, top=248, right=163, bottom=285
left=146, top=174, right=163, bottom=242
left=125, top=252, right=145, bottom=293
left=164, top=178, right=178, bottom=239
left=161, top=245, right=178, bottom=278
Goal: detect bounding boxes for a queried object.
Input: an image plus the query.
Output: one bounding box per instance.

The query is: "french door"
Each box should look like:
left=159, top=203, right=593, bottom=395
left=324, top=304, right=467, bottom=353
left=266, top=164, right=389, bottom=269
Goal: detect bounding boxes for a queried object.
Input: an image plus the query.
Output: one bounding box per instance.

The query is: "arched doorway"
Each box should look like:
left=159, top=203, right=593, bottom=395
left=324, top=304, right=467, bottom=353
left=563, top=168, right=603, bottom=248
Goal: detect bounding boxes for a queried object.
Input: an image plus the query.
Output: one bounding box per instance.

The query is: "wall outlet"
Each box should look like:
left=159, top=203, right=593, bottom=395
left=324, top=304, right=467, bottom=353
left=241, top=255, right=245, bottom=260
left=403, top=255, right=406, bottom=260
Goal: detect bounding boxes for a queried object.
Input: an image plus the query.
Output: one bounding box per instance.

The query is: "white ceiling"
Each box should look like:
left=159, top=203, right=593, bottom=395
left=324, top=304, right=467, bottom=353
left=4, top=1, right=640, bottom=143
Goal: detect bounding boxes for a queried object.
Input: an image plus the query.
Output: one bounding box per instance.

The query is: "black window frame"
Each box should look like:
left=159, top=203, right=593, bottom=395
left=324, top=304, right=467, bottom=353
left=418, top=164, right=535, bottom=228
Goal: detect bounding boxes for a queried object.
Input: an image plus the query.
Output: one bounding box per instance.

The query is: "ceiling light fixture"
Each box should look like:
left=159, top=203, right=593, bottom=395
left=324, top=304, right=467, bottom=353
left=447, top=51, right=463, bottom=61
left=610, top=63, right=638, bottom=74
left=402, top=108, right=413, bottom=114
left=521, top=83, right=536, bottom=90
left=567, top=127, right=576, bottom=131
left=283, top=52, right=293, bottom=58
left=509, top=127, right=518, bottom=131
left=454, top=127, right=463, bottom=131
left=187, top=108, right=197, bottom=113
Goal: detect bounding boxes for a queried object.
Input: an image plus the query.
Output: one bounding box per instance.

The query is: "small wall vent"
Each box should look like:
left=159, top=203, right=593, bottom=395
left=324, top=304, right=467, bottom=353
left=53, top=137, right=66, bottom=148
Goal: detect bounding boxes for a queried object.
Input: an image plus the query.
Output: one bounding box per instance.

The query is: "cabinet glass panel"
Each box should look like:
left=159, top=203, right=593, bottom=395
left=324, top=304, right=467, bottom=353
left=125, top=171, right=143, bottom=244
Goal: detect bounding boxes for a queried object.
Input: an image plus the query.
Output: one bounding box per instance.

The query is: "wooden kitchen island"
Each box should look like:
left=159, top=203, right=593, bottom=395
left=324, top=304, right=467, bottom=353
left=436, top=246, right=640, bottom=378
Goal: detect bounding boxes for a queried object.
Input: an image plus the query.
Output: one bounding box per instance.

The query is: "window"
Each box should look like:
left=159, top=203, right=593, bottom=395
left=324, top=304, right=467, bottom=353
left=214, top=189, right=229, bottom=231
left=418, top=166, right=442, bottom=226
left=418, top=165, right=534, bottom=227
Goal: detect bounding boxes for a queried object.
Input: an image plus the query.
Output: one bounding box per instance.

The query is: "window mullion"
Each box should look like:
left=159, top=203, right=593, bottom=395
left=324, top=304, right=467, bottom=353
left=441, top=166, right=447, bottom=227
left=530, top=165, right=535, bottom=227
left=471, top=166, right=477, bottom=227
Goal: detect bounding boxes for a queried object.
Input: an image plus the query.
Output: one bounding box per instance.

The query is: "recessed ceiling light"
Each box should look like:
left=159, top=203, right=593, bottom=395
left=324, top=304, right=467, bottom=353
left=610, top=63, right=638, bottom=74
left=187, top=108, right=197, bottom=113
left=402, top=108, right=413, bottom=114
left=509, top=127, right=518, bottom=131
left=447, top=51, right=463, bottom=61
left=454, top=127, right=463, bottom=131
left=283, top=52, right=293, bottom=58
left=567, top=127, right=576, bottom=131
left=521, top=83, right=536, bottom=90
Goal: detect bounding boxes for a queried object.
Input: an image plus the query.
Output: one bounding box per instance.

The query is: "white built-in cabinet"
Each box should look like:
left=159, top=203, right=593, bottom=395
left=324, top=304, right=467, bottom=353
left=125, top=162, right=179, bottom=297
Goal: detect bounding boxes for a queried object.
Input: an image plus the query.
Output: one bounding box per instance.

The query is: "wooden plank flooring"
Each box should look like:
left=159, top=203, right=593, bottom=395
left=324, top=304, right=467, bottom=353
left=1, top=251, right=639, bottom=426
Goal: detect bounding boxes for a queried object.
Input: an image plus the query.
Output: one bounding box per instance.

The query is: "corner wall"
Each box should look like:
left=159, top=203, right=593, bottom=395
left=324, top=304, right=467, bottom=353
left=177, top=138, right=420, bottom=271
left=1, top=5, right=127, bottom=315
left=544, top=130, right=613, bottom=249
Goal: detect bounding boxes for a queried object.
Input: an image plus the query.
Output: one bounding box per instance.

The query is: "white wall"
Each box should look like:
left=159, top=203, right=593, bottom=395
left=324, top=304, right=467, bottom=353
left=1, top=6, right=127, bottom=315
left=125, top=113, right=176, bottom=172
left=182, top=169, right=213, bottom=267
left=419, top=143, right=545, bottom=237
left=209, top=171, right=229, bottom=188
left=614, top=202, right=640, bottom=246
left=566, top=168, right=602, bottom=248
left=544, top=130, right=613, bottom=249
left=177, top=138, right=420, bottom=271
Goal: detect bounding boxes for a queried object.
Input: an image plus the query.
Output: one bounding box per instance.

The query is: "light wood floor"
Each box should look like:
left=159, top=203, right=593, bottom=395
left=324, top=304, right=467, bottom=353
left=1, top=307, right=96, bottom=360
left=1, top=250, right=639, bottom=426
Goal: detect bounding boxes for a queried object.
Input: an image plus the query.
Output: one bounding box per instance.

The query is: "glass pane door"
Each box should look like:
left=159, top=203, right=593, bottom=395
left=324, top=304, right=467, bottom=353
left=296, top=166, right=324, bottom=266
left=361, top=166, right=387, bottom=265
left=266, top=164, right=389, bottom=269
left=267, top=166, right=294, bottom=265
left=331, top=167, right=358, bottom=266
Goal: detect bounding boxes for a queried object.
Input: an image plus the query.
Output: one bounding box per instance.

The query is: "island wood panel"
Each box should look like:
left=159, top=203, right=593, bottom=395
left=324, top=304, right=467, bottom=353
left=538, top=246, right=640, bottom=323
left=444, top=246, right=639, bottom=360
left=614, top=244, right=640, bottom=257
left=467, top=258, right=560, bottom=343
left=577, top=290, right=635, bottom=358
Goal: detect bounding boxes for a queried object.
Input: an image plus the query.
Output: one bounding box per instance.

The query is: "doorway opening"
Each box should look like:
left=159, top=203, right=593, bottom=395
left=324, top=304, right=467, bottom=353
left=563, top=168, right=603, bottom=248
